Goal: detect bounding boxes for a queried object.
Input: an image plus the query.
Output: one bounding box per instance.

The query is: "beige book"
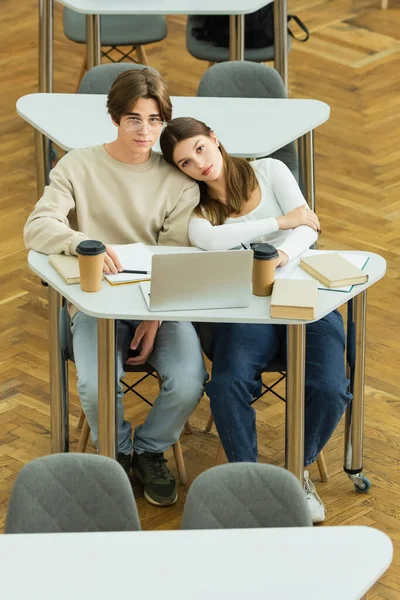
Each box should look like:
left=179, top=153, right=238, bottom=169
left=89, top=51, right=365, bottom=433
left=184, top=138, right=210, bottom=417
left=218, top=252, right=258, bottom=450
left=271, top=279, right=318, bottom=320
left=49, top=254, right=80, bottom=284
left=300, top=253, right=368, bottom=288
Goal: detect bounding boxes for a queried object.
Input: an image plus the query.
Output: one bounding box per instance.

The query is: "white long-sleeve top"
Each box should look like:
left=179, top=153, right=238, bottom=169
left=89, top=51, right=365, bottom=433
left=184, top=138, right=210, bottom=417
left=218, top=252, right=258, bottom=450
left=188, top=158, right=318, bottom=261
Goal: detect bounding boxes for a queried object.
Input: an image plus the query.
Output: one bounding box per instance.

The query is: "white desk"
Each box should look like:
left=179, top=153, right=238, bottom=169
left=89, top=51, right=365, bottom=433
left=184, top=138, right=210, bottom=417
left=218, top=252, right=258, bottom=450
left=17, top=93, right=330, bottom=156
left=28, top=248, right=386, bottom=488
left=38, top=0, right=289, bottom=192
left=17, top=92, right=330, bottom=213
left=39, top=0, right=287, bottom=89
left=0, top=527, right=393, bottom=599
left=59, top=0, right=268, bottom=15
left=56, top=0, right=275, bottom=65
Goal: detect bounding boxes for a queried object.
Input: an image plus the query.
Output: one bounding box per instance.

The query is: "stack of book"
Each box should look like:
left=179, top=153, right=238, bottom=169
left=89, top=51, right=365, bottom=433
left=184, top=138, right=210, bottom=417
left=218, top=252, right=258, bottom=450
left=270, top=252, right=368, bottom=320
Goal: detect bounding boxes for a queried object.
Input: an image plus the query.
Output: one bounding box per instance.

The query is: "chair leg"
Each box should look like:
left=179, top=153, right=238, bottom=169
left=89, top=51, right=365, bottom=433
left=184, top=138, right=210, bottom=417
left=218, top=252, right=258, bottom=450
left=75, top=51, right=88, bottom=92
left=77, top=416, right=90, bottom=453
left=316, top=451, right=329, bottom=482
left=184, top=421, right=193, bottom=434
left=172, top=440, right=188, bottom=485
left=205, top=412, right=214, bottom=433
left=77, top=408, right=85, bottom=431
left=155, top=373, right=189, bottom=482
left=136, top=45, right=149, bottom=65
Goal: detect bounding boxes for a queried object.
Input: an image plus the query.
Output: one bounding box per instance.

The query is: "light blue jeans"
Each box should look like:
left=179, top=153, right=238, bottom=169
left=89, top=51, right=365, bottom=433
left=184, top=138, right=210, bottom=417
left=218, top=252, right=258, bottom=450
left=70, top=312, right=208, bottom=455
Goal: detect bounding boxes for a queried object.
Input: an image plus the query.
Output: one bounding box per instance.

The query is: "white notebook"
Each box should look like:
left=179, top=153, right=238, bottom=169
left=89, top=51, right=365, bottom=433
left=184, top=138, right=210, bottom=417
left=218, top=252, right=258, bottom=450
left=275, top=250, right=369, bottom=293
left=104, top=243, right=153, bottom=285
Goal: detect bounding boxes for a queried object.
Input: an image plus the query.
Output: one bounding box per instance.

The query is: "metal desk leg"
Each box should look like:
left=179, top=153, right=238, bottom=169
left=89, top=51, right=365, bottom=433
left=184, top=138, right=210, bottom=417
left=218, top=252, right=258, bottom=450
left=229, top=15, right=245, bottom=61
left=344, top=291, right=370, bottom=492
left=274, top=0, right=288, bottom=92
left=97, top=318, right=117, bottom=459
left=48, top=286, right=68, bottom=453
left=34, top=130, right=47, bottom=199
left=285, top=324, right=306, bottom=485
left=38, top=0, right=53, bottom=183
left=86, top=14, right=101, bottom=70
left=39, top=0, right=53, bottom=93
left=298, top=131, right=316, bottom=213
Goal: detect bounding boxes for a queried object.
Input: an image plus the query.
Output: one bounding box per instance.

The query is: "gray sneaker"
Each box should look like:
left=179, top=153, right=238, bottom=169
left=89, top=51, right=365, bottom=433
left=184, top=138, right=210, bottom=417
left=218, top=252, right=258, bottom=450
left=131, top=451, right=178, bottom=507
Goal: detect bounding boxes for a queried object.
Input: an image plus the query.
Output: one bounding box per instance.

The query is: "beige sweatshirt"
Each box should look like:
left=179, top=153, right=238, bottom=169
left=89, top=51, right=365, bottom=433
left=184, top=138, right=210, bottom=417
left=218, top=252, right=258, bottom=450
left=24, top=145, right=200, bottom=255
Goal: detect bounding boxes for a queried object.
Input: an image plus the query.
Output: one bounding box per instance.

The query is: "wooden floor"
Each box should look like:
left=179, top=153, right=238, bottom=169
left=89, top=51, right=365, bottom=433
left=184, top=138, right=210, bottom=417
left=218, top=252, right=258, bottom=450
left=1, top=0, right=400, bottom=595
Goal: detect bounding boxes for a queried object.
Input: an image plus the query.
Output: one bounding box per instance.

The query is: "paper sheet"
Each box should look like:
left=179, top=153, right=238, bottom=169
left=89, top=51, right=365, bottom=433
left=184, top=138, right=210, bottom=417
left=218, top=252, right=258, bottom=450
left=104, top=242, right=153, bottom=285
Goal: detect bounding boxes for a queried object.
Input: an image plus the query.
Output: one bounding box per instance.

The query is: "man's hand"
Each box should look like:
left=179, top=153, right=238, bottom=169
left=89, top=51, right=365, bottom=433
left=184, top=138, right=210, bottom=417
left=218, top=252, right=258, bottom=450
left=103, top=244, right=123, bottom=274
left=126, top=321, right=160, bottom=366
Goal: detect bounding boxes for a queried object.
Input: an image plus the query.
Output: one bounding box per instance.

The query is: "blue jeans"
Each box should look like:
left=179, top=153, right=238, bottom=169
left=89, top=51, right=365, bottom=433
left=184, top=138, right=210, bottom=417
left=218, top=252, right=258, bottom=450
left=206, top=310, right=351, bottom=466
left=71, top=312, right=207, bottom=455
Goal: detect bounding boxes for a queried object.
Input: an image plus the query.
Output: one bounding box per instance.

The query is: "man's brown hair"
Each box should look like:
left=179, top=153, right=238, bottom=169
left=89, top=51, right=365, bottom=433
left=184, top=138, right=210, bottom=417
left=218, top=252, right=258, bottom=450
left=107, top=68, right=172, bottom=124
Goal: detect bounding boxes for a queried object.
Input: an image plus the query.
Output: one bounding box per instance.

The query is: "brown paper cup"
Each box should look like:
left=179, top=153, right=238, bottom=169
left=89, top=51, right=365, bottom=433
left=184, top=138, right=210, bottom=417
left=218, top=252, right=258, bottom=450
left=77, top=254, right=105, bottom=292
left=251, top=243, right=280, bottom=297
left=76, top=240, right=106, bottom=293
left=252, top=257, right=279, bottom=296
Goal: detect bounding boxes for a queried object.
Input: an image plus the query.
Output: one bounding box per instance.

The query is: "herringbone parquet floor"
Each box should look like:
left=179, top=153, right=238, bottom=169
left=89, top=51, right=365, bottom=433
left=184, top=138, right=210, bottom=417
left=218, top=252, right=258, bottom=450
left=1, top=0, right=399, bottom=596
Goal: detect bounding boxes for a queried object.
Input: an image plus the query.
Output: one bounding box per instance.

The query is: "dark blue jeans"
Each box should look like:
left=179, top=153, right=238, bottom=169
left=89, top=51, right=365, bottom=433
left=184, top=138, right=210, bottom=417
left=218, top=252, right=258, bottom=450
left=206, top=310, right=352, bottom=466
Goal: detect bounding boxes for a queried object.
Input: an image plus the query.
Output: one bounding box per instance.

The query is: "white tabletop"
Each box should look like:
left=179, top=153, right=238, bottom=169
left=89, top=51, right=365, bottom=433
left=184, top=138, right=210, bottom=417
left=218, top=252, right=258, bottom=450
left=16, top=94, right=331, bottom=158
left=28, top=248, right=386, bottom=323
left=56, top=0, right=270, bottom=16
left=0, top=527, right=392, bottom=599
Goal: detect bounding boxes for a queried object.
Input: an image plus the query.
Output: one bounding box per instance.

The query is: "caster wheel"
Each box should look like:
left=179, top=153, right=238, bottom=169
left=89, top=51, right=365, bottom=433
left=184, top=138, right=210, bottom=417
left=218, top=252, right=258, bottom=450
left=354, top=475, right=371, bottom=493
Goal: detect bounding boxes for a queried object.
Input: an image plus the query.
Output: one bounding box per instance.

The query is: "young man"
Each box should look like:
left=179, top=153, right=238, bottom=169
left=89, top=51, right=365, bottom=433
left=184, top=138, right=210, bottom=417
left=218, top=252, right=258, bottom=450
left=24, top=68, right=208, bottom=507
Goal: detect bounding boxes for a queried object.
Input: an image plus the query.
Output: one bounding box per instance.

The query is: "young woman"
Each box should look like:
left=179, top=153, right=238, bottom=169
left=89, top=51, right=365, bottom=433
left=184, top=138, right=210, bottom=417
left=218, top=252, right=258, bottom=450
left=160, top=118, right=352, bottom=523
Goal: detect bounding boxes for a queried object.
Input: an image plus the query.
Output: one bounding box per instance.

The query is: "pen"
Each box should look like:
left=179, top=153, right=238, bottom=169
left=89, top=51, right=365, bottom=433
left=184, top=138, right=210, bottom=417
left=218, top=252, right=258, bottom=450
left=121, top=269, right=150, bottom=275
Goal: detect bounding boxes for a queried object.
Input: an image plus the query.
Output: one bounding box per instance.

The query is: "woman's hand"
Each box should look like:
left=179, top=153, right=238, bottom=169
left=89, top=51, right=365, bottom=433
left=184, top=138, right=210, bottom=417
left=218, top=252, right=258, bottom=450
left=276, top=250, right=289, bottom=267
left=103, top=245, right=123, bottom=274
left=276, top=205, right=321, bottom=232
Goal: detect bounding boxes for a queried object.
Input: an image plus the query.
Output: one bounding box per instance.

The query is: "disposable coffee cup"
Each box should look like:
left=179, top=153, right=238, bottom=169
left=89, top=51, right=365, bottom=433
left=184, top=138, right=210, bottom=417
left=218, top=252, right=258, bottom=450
left=76, top=240, right=106, bottom=292
left=252, top=243, right=280, bottom=297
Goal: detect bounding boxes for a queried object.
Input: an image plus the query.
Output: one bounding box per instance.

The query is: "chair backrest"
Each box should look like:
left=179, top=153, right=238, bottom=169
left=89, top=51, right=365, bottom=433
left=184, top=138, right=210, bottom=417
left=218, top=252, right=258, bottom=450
left=197, top=62, right=299, bottom=181
left=181, top=463, right=312, bottom=529
left=78, top=63, right=159, bottom=95
left=5, top=453, right=141, bottom=533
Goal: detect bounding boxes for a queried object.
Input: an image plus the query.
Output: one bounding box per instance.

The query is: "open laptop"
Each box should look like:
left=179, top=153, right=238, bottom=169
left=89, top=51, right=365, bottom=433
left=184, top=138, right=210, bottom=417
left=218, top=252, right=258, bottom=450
left=139, top=249, right=253, bottom=311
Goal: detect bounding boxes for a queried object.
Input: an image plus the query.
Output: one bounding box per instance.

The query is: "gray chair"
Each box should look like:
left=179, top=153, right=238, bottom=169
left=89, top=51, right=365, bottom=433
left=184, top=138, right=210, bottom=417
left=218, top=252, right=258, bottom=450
left=5, top=453, right=141, bottom=533
left=77, top=62, right=158, bottom=94
left=63, top=8, right=167, bottom=86
left=186, top=15, right=291, bottom=65
left=197, top=61, right=299, bottom=181
left=181, top=463, right=312, bottom=529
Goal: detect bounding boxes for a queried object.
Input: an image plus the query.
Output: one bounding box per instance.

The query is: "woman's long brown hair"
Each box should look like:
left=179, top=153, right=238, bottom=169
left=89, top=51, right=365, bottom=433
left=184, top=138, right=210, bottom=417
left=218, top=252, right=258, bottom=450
left=160, top=117, right=258, bottom=225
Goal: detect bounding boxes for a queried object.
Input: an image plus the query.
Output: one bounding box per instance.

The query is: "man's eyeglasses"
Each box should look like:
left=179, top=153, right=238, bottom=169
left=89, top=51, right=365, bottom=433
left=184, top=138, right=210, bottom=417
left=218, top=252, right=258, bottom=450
left=123, top=117, right=165, bottom=134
